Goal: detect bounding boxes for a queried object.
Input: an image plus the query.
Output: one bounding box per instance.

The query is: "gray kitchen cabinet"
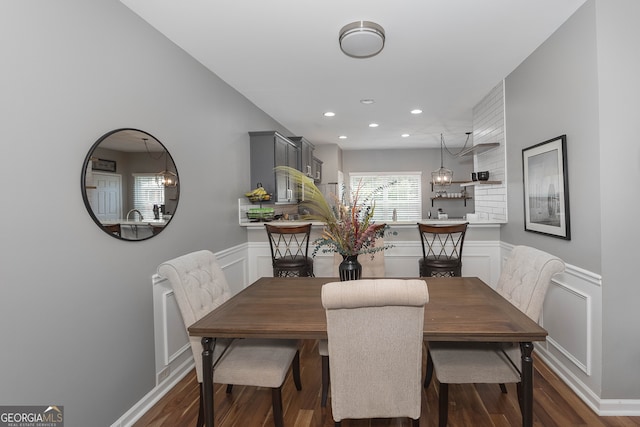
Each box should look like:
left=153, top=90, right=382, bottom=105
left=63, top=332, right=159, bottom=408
left=289, top=136, right=315, bottom=178
left=312, top=156, right=323, bottom=183
left=249, top=131, right=299, bottom=204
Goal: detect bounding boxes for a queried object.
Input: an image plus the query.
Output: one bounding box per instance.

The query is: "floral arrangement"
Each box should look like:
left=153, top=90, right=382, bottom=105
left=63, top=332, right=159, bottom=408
left=276, top=166, right=393, bottom=258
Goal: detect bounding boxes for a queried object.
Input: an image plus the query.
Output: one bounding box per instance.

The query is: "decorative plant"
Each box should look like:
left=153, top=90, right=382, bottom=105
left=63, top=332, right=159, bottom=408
left=275, top=166, right=393, bottom=258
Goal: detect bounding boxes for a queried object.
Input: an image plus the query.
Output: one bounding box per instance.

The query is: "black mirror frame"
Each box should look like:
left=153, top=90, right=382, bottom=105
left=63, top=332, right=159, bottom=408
left=81, top=128, right=180, bottom=241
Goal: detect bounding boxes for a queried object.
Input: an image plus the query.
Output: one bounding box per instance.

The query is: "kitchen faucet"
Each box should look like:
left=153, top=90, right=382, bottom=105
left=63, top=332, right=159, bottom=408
left=126, top=209, right=144, bottom=221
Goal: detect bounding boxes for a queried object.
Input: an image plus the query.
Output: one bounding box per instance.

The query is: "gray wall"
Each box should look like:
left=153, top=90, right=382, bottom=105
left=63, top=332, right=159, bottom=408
left=502, top=0, right=601, bottom=269
left=342, top=148, right=475, bottom=219
left=503, top=0, right=640, bottom=398
left=0, top=1, right=288, bottom=425
left=594, top=0, right=640, bottom=399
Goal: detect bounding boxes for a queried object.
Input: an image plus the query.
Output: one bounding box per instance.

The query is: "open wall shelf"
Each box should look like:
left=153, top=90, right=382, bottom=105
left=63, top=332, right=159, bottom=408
left=457, top=142, right=500, bottom=157
left=460, top=180, right=502, bottom=187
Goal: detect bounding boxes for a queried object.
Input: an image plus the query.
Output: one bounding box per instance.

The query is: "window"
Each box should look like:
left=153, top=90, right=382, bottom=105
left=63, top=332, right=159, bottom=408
left=133, top=174, right=164, bottom=219
left=349, top=172, right=422, bottom=222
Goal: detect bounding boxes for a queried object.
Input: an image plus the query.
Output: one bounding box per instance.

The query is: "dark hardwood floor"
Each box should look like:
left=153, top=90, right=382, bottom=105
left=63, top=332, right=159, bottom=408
left=134, top=340, right=640, bottom=427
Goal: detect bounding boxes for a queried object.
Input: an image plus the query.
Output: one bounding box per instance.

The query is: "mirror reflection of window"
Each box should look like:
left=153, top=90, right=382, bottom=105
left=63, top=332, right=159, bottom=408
left=81, top=128, right=179, bottom=241
left=133, top=174, right=165, bottom=220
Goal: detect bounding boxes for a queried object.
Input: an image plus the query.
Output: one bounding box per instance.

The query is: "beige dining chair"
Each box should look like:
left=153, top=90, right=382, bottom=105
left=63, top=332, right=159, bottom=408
left=424, top=245, right=565, bottom=427
left=158, top=250, right=302, bottom=427
left=321, top=241, right=386, bottom=406
left=322, top=279, right=429, bottom=426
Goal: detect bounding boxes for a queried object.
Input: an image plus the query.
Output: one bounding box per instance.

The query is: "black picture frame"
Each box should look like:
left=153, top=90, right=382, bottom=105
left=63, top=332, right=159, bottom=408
left=92, top=158, right=116, bottom=172
left=522, top=135, right=570, bottom=240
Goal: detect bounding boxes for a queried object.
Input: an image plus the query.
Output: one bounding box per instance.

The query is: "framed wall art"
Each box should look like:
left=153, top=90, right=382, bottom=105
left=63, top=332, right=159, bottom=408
left=522, top=134, right=570, bottom=240
left=92, top=158, right=117, bottom=172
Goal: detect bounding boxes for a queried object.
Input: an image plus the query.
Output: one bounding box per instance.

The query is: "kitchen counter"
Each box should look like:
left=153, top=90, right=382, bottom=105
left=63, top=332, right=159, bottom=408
left=240, top=219, right=503, bottom=228
left=243, top=219, right=502, bottom=243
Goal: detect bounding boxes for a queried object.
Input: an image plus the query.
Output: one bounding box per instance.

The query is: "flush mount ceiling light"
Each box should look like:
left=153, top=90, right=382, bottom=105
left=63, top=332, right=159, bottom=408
left=339, top=21, right=385, bottom=58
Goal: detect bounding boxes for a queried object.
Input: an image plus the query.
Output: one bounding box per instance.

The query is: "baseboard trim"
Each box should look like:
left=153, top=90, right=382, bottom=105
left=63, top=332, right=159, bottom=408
left=535, top=350, right=640, bottom=416
left=110, top=357, right=194, bottom=427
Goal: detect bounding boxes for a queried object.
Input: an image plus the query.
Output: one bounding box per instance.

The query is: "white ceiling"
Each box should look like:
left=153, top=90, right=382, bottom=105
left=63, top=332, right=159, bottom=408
left=120, top=0, right=586, bottom=149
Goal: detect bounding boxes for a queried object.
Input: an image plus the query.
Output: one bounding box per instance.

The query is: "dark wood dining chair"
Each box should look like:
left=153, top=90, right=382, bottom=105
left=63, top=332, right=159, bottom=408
left=417, top=222, right=468, bottom=277
left=265, top=223, right=314, bottom=277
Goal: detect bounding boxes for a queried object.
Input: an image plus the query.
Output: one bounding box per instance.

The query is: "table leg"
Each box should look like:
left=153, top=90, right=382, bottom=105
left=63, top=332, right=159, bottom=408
left=202, top=337, right=215, bottom=427
left=520, top=342, right=534, bottom=427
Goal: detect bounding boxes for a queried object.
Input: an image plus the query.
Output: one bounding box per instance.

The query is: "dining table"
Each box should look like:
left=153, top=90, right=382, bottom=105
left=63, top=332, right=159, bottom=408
left=188, top=276, right=548, bottom=427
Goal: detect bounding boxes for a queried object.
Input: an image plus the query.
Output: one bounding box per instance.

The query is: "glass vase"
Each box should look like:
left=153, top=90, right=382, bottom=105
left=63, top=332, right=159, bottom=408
left=339, top=255, right=362, bottom=281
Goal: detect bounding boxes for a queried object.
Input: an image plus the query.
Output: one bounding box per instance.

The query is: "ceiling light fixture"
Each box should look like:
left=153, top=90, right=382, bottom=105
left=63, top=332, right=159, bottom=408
left=339, top=21, right=385, bottom=59
left=324, top=111, right=335, bottom=117
left=432, top=134, right=453, bottom=186
left=401, top=134, right=410, bottom=138
left=339, top=135, right=347, bottom=139
left=360, top=98, right=375, bottom=105
left=156, top=150, right=178, bottom=188
left=369, top=123, right=379, bottom=128
left=411, top=109, right=423, bottom=115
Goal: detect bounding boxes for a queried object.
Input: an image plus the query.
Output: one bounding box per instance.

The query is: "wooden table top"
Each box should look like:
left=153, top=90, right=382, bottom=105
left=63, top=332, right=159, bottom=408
left=188, top=276, right=548, bottom=343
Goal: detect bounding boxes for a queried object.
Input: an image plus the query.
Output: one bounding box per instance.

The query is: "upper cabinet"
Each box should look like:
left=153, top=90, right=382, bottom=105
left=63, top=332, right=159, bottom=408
left=312, top=156, right=323, bottom=183
left=249, top=131, right=299, bottom=204
left=289, top=136, right=315, bottom=178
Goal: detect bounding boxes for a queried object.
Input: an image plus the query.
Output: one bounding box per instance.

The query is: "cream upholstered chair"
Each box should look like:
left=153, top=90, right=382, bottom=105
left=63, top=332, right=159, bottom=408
left=322, top=279, right=429, bottom=426
left=425, top=245, right=565, bottom=427
left=158, top=250, right=301, bottom=427
left=320, top=243, right=386, bottom=406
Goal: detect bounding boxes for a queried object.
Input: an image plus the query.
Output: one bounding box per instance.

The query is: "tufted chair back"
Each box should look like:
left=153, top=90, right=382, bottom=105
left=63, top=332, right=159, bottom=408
left=322, top=279, right=429, bottom=423
left=496, top=245, right=565, bottom=322
left=158, top=250, right=232, bottom=383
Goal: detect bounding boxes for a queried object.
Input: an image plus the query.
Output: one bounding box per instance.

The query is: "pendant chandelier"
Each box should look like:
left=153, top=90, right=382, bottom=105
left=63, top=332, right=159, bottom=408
left=431, top=133, right=453, bottom=186
left=156, top=151, right=178, bottom=188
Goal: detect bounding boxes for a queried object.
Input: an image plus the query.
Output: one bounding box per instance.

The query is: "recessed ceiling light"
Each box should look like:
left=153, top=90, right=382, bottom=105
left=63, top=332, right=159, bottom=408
left=339, top=135, right=347, bottom=139
left=324, top=111, right=335, bottom=117
left=401, top=133, right=410, bottom=138
left=360, top=99, right=375, bottom=105
left=410, top=109, right=422, bottom=115
left=369, top=123, right=379, bottom=128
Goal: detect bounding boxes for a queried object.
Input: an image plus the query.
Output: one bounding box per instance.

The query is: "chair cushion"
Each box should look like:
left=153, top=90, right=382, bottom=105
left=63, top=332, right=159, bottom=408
left=318, top=339, right=328, bottom=356
left=273, top=257, right=313, bottom=269
left=214, top=338, right=299, bottom=388
left=429, top=342, right=521, bottom=384
left=420, top=257, right=460, bottom=268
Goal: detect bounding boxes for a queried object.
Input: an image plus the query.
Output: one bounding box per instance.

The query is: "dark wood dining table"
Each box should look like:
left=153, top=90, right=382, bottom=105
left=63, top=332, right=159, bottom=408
left=188, top=276, right=547, bottom=427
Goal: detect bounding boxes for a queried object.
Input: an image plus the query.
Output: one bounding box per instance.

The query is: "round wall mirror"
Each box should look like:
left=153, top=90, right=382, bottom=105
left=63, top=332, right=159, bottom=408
left=81, top=128, right=180, bottom=241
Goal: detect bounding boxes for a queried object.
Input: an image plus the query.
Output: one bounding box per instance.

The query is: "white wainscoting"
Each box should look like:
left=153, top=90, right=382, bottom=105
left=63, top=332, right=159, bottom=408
left=112, top=244, right=250, bottom=427
left=500, top=244, right=639, bottom=416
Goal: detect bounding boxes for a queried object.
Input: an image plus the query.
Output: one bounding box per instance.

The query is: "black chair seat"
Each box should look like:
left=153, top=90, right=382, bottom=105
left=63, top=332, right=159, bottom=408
left=420, top=257, right=460, bottom=269
left=273, top=257, right=314, bottom=269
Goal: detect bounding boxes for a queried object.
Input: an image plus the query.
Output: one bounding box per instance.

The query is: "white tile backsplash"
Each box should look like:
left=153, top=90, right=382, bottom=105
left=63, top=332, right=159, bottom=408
left=471, top=81, right=507, bottom=222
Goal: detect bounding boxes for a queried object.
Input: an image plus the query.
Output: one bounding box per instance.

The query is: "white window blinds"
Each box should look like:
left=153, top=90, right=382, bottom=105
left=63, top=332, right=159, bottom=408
left=133, top=174, right=164, bottom=219
left=349, top=172, right=422, bottom=222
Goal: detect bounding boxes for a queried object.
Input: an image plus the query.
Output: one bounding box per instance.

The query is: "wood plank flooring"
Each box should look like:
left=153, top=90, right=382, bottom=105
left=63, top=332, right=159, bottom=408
left=134, top=340, right=640, bottom=427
